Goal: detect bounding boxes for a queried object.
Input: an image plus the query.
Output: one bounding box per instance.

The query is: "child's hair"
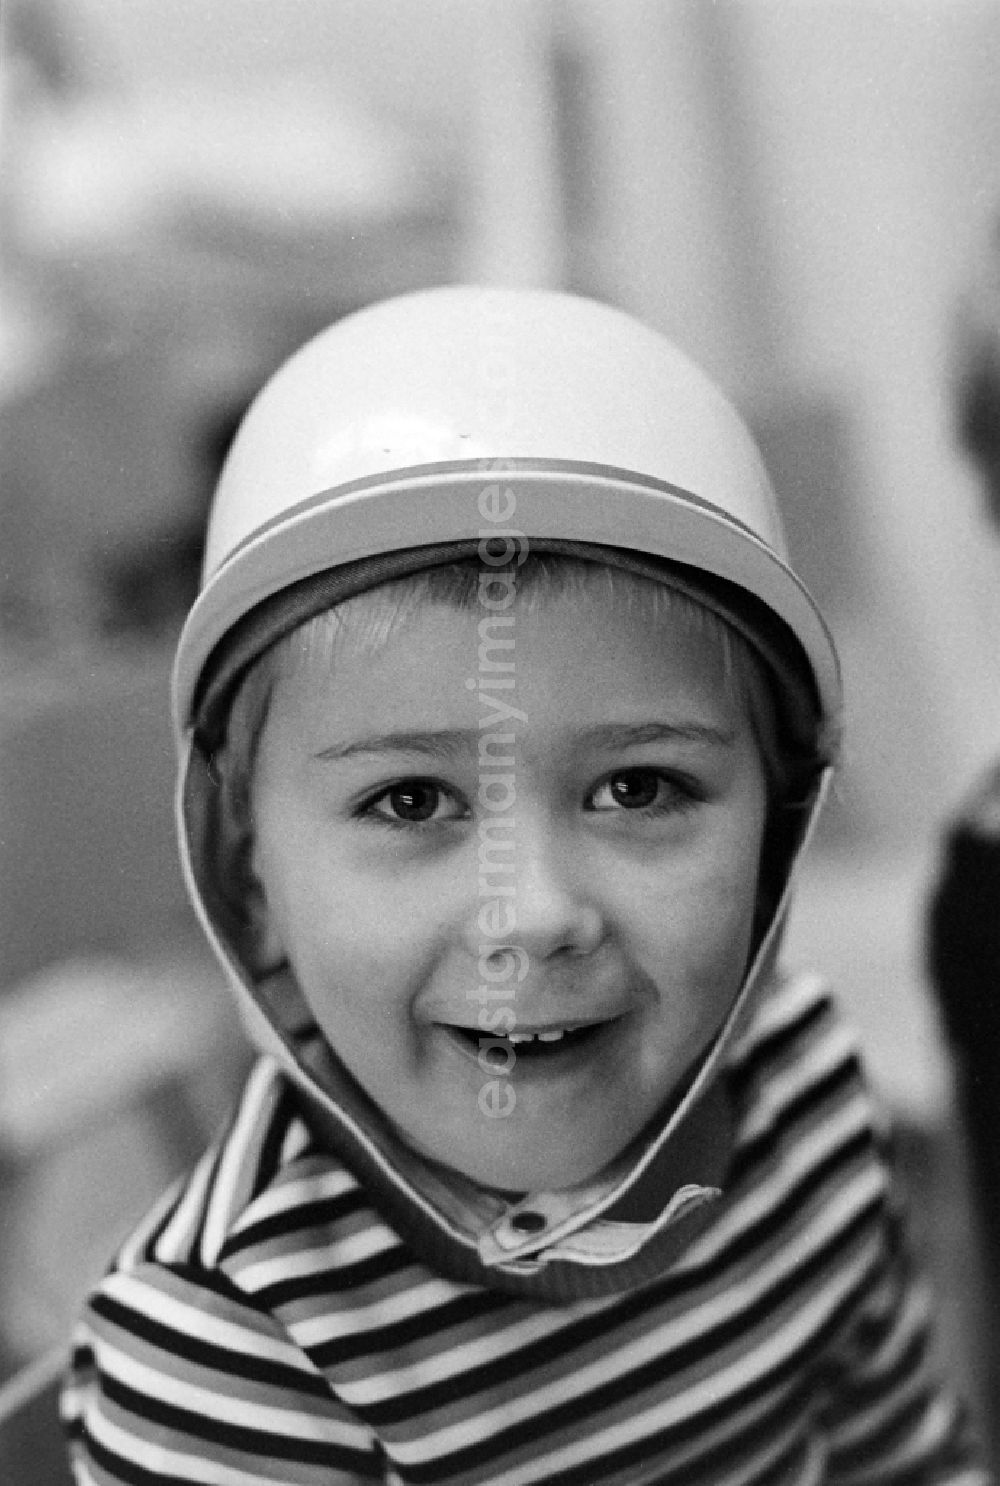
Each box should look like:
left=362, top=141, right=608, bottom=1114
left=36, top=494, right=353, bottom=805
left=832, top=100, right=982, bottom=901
left=206, top=553, right=822, bottom=965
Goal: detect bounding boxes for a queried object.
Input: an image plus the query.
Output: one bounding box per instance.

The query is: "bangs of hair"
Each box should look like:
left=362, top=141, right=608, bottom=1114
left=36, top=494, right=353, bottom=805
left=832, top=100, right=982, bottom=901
left=279, top=556, right=753, bottom=674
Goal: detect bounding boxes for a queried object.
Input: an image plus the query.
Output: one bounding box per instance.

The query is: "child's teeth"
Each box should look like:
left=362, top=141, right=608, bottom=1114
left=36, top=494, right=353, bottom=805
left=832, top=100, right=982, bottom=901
left=508, top=1032, right=534, bottom=1044
left=507, top=1029, right=569, bottom=1044
left=537, top=1030, right=565, bottom=1042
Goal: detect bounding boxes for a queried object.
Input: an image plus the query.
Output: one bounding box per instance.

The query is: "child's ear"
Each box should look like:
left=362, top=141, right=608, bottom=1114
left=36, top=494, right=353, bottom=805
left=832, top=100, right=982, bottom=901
left=245, top=843, right=287, bottom=975
left=202, top=749, right=286, bottom=975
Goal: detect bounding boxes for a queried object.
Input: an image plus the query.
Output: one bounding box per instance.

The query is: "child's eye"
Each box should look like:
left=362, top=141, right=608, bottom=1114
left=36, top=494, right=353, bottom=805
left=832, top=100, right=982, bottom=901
left=362, top=779, right=468, bottom=825
left=588, top=768, right=696, bottom=815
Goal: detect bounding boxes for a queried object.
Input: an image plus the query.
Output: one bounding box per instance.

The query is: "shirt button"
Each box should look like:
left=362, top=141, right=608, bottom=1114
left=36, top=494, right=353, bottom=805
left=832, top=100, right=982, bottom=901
left=510, top=1209, right=547, bottom=1234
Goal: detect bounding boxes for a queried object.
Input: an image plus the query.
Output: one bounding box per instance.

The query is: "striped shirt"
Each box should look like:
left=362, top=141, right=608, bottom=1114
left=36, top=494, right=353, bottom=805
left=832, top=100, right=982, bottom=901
left=63, top=971, right=987, bottom=1484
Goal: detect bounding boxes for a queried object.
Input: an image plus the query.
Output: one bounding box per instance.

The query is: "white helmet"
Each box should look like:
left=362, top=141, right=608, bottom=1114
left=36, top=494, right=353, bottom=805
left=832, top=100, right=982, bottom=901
left=172, top=286, right=840, bottom=753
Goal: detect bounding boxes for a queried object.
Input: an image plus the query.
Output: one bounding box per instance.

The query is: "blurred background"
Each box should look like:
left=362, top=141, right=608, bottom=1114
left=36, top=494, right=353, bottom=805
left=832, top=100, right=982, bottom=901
left=2, top=0, right=1000, bottom=1445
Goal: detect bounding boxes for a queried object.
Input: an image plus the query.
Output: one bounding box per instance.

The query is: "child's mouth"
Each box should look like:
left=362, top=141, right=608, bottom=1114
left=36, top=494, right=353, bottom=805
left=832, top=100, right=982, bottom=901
left=441, top=1022, right=611, bottom=1061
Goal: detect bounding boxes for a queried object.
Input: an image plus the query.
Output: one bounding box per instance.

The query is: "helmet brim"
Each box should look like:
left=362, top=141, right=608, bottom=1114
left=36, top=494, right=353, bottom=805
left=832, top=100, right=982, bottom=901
left=172, top=458, right=842, bottom=750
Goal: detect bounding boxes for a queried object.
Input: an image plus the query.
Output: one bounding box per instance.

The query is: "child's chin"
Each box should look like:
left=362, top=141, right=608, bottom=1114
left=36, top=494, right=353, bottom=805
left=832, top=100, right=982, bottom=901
left=451, top=1131, right=622, bottom=1197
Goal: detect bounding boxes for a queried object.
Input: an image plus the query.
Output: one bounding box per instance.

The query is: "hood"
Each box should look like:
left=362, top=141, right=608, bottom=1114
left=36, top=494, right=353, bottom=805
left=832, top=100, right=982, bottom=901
left=172, top=287, right=842, bottom=1302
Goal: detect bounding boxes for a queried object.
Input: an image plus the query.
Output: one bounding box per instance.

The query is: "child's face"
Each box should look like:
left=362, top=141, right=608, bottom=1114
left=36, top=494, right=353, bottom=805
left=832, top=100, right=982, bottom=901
left=250, top=587, right=768, bottom=1193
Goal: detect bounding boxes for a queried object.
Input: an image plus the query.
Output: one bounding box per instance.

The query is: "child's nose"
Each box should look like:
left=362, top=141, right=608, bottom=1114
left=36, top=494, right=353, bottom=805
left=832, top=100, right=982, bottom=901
left=473, top=820, right=605, bottom=961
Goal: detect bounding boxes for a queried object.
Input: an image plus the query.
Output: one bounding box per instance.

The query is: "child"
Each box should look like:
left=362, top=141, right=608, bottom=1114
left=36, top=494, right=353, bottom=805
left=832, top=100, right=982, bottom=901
left=64, top=288, right=988, bottom=1483
left=928, top=249, right=1000, bottom=1459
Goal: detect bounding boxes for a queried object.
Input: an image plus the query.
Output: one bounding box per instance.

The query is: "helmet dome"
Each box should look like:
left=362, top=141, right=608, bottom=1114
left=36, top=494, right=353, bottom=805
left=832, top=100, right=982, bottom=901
left=172, top=286, right=840, bottom=741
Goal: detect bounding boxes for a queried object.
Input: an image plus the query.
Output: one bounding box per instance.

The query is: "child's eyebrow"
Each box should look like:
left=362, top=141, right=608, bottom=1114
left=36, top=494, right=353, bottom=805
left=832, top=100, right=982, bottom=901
left=313, top=720, right=734, bottom=763
left=313, top=729, right=479, bottom=763
left=577, top=721, right=737, bottom=750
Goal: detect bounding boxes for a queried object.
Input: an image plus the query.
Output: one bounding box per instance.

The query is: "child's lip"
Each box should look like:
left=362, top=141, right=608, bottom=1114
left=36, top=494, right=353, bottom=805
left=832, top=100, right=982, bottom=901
left=441, top=1016, right=618, bottom=1035
left=437, top=1016, right=625, bottom=1069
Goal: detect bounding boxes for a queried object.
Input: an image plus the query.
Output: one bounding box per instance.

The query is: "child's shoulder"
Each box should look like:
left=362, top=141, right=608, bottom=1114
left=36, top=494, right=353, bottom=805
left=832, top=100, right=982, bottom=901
left=728, top=965, right=858, bottom=1066
left=723, top=966, right=880, bottom=1146
left=112, top=1057, right=370, bottom=1279
left=951, top=754, right=1000, bottom=841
